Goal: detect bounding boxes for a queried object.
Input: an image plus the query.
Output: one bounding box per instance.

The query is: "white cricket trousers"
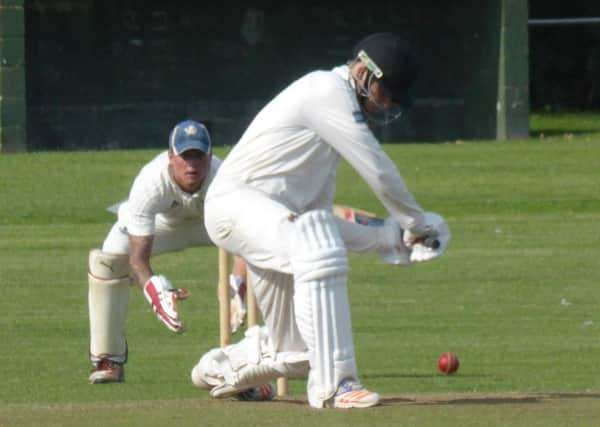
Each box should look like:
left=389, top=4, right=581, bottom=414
left=204, top=189, right=303, bottom=353
left=204, top=189, right=361, bottom=407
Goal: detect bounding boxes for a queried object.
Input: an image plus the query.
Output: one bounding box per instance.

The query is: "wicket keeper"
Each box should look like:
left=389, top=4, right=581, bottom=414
left=87, top=120, right=247, bottom=383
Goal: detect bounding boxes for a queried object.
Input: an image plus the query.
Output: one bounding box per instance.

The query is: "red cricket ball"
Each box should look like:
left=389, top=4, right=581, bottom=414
left=438, top=352, right=460, bottom=375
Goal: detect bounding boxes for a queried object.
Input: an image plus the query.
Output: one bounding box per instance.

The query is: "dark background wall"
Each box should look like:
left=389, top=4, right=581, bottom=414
left=22, top=1, right=600, bottom=150
left=529, top=0, right=600, bottom=111
left=25, top=1, right=507, bottom=150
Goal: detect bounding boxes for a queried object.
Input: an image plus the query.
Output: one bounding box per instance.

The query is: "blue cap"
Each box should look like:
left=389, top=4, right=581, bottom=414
left=169, top=120, right=211, bottom=155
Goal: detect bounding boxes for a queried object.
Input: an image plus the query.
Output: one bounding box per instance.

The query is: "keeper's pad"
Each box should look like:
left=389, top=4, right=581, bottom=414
left=190, top=325, right=309, bottom=396
left=290, top=209, right=358, bottom=408
left=88, top=249, right=131, bottom=364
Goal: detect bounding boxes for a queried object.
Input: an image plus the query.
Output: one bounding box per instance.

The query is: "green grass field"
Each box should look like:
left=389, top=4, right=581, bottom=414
left=1, top=113, right=600, bottom=426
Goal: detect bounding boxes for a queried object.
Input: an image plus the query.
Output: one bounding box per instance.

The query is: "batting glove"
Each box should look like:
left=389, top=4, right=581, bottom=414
left=143, top=275, right=186, bottom=333
left=402, top=224, right=438, bottom=249
left=377, top=217, right=412, bottom=265
left=403, top=212, right=450, bottom=263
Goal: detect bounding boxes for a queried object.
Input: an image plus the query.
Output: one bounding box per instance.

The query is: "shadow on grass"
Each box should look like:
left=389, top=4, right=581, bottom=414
left=381, top=392, right=600, bottom=407
left=363, top=372, right=488, bottom=379
left=529, top=129, right=600, bottom=138
left=264, top=392, right=600, bottom=408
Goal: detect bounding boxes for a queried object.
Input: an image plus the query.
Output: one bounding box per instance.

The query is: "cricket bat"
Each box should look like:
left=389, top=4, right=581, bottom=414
left=333, top=204, right=385, bottom=226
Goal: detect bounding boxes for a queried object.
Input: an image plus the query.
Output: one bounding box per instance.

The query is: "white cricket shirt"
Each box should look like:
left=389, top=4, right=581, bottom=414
left=207, top=65, right=425, bottom=231
left=123, top=151, right=222, bottom=236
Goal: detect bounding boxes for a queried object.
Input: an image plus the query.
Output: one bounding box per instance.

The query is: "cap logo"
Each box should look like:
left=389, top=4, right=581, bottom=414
left=184, top=125, right=198, bottom=136
left=358, top=50, right=383, bottom=79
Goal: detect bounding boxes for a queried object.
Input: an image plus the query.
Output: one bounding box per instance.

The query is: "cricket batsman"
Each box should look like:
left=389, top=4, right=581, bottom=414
left=190, top=33, right=450, bottom=408
left=87, top=120, right=248, bottom=384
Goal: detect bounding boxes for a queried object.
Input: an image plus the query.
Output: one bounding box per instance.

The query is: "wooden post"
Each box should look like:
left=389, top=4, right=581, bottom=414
left=0, top=0, right=27, bottom=152
left=496, top=0, right=529, bottom=139
left=218, top=248, right=231, bottom=348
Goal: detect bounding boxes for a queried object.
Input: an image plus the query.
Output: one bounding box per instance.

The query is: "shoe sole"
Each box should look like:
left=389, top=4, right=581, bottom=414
left=89, top=372, right=124, bottom=384
left=89, top=377, right=124, bottom=384
left=333, top=391, right=380, bottom=408
left=333, top=399, right=380, bottom=408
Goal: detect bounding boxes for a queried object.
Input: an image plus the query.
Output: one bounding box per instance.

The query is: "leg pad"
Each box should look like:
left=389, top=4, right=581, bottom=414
left=88, top=249, right=131, bottom=363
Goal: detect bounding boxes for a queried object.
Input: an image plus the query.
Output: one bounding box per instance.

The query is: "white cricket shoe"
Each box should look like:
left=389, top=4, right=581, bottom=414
left=89, top=359, right=125, bottom=384
left=325, top=380, right=380, bottom=409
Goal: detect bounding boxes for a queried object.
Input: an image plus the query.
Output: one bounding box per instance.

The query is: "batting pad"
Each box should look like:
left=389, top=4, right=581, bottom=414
left=88, top=249, right=131, bottom=363
left=191, top=325, right=309, bottom=396
left=290, top=210, right=358, bottom=408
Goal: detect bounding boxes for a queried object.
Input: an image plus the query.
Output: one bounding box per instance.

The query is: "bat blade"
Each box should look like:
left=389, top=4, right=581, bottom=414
left=333, top=204, right=442, bottom=250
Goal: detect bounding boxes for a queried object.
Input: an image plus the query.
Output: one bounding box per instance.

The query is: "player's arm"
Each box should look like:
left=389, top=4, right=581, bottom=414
left=333, top=205, right=450, bottom=264
left=299, top=82, right=426, bottom=233
left=127, top=231, right=188, bottom=333
left=122, top=168, right=185, bottom=332
left=128, top=234, right=154, bottom=289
